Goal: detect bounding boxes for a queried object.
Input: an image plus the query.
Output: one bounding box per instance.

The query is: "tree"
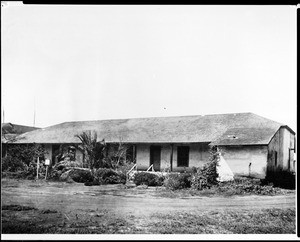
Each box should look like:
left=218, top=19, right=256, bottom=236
left=5, top=144, right=47, bottom=166
left=110, top=138, right=130, bottom=167
left=75, top=130, right=107, bottom=170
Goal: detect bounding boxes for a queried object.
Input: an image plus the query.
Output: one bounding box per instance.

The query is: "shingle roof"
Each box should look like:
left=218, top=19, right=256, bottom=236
left=10, top=112, right=293, bottom=145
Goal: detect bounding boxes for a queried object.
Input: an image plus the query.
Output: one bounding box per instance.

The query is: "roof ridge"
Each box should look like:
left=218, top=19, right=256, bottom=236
left=248, top=113, right=283, bottom=126
left=50, top=112, right=255, bottom=126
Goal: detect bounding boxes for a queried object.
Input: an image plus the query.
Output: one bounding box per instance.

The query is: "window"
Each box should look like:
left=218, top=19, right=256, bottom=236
left=274, top=151, right=278, bottom=167
left=177, top=146, right=189, bottom=167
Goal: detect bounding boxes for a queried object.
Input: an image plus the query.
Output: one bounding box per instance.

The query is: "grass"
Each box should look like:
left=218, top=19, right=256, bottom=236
left=147, top=208, right=296, bottom=234
left=1, top=204, right=295, bottom=234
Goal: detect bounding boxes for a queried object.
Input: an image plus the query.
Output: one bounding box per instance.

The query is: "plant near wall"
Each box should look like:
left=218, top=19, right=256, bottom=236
left=2, top=155, right=26, bottom=172
left=108, top=138, right=130, bottom=168
left=190, top=146, right=220, bottom=190
left=25, top=144, right=48, bottom=179
left=75, top=130, right=107, bottom=170
left=163, top=173, right=192, bottom=190
left=2, top=144, right=48, bottom=178
left=5, top=145, right=35, bottom=166
left=134, top=172, right=165, bottom=186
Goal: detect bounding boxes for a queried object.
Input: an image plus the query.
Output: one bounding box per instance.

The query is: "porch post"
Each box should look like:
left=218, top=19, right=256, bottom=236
left=170, top=144, right=174, bottom=171
left=133, top=145, right=136, bottom=163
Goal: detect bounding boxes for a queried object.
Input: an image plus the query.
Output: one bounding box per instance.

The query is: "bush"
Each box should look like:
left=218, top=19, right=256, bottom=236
left=216, top=177, right=285, bottom=195
left=163, top=173, right=192, bottom=190
left=134, top=172, right=165, bottom=186
left=115, top=162, right=135, bottom=176
left=2, top=156, right=26, bottom=172
left=191, top=160, right=219, bottom=190
left=1, top=171, right=28, bottom=179
left=264, top=169, right=295, bottom=189
left=25, top=161, right=47, bottom=180
left=190, top=173, right=210, bottom=190
left=94, top=168, right=126, bottom=184
left=68, top=169, right=94, bottom=183
left=48, top=167, right=63, bottom=181
left=53, top=160, right=82, bottom=170
left=5, top=144, right=47, bottom=166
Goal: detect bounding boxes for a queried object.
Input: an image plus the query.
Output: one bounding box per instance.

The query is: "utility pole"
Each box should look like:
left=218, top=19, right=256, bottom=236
left=33, top=98, right=36, bottom=127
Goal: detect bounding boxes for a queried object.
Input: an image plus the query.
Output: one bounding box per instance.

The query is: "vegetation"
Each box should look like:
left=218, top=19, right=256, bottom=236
left=2, top=203, right=295, bottom=234
left=68, top=169, right=94, bottom=183
left=75, top=131, right=107, bottom=170
left=163, top=173, right=191, bottom=190
left=2, top=156, right=26, bottom=172
left=164, top=146, right=219, bottom=191
left=190, top=159, right=219, bottom=190
left=93, top=168, right=126, bottom=185
left=133, top=172, right=165, bottom=186
left=108, top=140, right=130, bottom=167
left=2, top=144, right=48, bottom=179
left=264, top=169, right=295, bottom=189
left=147, top=208, right=295, bottom=234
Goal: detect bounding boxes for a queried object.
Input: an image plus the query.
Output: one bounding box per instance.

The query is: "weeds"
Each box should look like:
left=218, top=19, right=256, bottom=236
left=147, top=208, right=295, bottom=234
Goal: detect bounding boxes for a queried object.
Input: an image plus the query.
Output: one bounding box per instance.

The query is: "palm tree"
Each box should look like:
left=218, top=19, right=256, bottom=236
left=75, top=130, right=106, bottom=170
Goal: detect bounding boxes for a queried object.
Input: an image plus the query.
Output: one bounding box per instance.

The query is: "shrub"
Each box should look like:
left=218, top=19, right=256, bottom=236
left=216, top=177, right=285, bottom=195
left=54, top=160, right=82, bottom=170
left=94, top=168, right=126, bottom=184
left=134, top=172, right=165, bottom=186
left=191, top=160, right=219, bottom=190
left=48, top=167, right=63, bottom=181
left=190, top=173, right=210, bottom=190
left=115, top=162, right=135, bottom=176
left=25, top=161, right=47, bottom=180
left=5, top=144, right=47, bottom=166
left=265, top=169, right=295, bottom=189
left=2, top=155, right=26, bottom=172
left=163, top=173, right=192, bottom=190
left=1, top=171, right=28, bottom=179
left=69, top=169, right=94, bottom=183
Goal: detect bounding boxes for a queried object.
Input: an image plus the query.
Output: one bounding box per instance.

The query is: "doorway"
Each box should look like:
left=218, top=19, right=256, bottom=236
left=150, top=145, right=161, bottom=171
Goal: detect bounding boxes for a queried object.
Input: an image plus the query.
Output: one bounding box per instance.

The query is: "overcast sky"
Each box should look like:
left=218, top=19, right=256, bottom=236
left=1, top=4, right=297, bottom=131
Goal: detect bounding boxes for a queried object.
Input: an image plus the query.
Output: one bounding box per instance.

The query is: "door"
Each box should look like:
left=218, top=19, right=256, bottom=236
left=177, top=146, right=189, bottom=167
left=150, top=145, right=161, bottom=171
left=51, top=144, right=61, bottom=165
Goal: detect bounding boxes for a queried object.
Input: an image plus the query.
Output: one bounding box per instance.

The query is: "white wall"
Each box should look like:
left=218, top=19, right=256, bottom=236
left=220, top=145, right=268, bottom=179
left=136, top=143, right=210, bottom=172
left=172, top=143, right=210, bottom=172
left=136, top=144, right=150, bottom=170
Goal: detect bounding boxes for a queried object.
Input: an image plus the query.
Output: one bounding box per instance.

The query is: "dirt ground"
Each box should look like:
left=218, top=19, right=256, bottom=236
left=1, top=178, right=296, bottom=234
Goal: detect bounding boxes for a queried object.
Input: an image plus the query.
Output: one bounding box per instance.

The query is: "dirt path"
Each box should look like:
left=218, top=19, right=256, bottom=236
left=1, top=179, right=295, bottom=217
left=1, top=179, right=296, bottom=234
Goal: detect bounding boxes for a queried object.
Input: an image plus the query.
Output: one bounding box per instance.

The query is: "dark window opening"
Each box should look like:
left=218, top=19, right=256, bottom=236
left=150, top=145, right=161, bottom=171
left=177, top=146, right=189, bottom=167
left=126, top=145, right=136, bottom=163
left=274, top=151, right=278, bottom=167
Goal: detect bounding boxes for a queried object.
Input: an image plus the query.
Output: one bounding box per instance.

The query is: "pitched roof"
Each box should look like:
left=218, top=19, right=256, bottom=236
left=10, top=112, right=292, bottom=146
left=2, top=123, right=40, bottom=134
left=1, top=123, right=40, bottom=143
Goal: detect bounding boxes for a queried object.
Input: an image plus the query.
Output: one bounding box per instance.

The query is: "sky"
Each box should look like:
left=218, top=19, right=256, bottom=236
left=1, top=4, right=297, bottom=131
